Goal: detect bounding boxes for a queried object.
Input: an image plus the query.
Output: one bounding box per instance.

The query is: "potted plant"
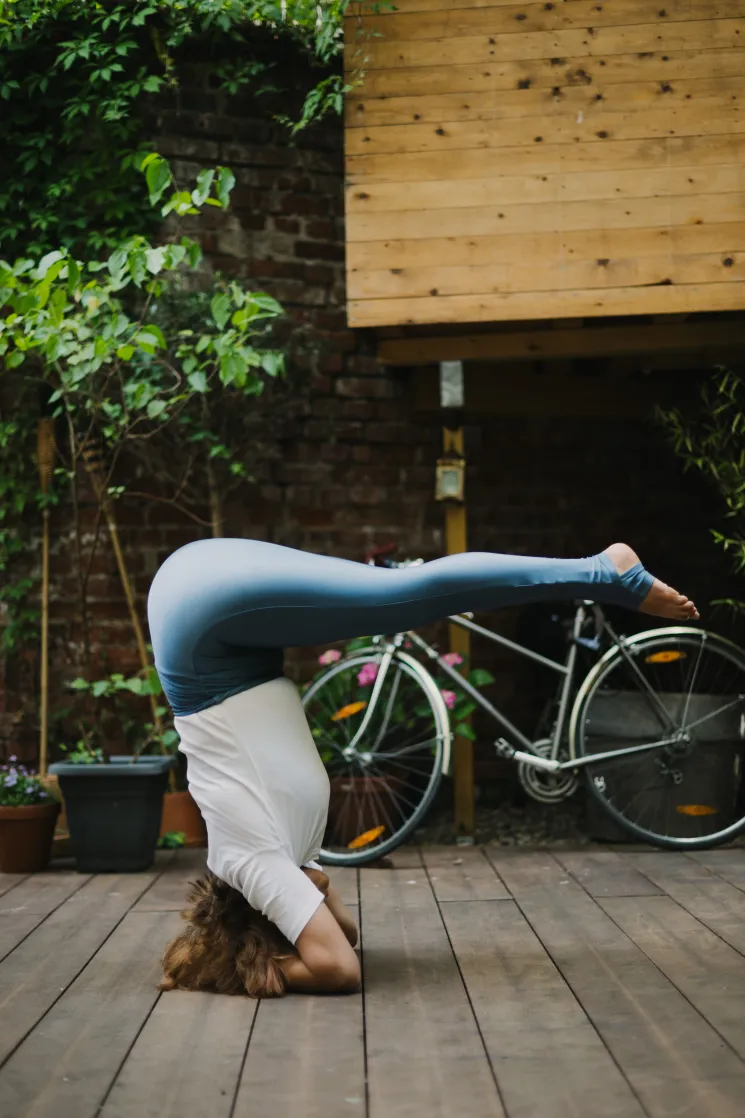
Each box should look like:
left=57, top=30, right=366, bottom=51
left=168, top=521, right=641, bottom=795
left=0, top=757, right=60, bottom=873
left=49, top=733, right=175, bottom=873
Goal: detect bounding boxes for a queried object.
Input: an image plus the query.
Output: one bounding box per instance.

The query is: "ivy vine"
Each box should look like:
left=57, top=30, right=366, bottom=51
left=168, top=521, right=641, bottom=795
left=0, top=0, right=364, bottom=259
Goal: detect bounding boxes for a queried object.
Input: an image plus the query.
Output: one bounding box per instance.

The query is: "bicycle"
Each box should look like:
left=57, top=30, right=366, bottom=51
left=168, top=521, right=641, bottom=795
left=302, top=547, right=745, bottom=865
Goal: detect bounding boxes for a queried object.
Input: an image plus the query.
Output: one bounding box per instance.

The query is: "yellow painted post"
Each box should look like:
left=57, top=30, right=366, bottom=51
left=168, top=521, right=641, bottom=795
left=442, top=427, right=474, bottom=840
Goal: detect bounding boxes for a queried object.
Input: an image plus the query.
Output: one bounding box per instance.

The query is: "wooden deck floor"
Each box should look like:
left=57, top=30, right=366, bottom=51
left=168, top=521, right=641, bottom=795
left=2, top=844, right=745, bottom=1118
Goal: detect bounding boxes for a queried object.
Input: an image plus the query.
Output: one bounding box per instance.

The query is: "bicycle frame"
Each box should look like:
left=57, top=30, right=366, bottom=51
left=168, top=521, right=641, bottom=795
left=358, top=602, right=686, bottom=778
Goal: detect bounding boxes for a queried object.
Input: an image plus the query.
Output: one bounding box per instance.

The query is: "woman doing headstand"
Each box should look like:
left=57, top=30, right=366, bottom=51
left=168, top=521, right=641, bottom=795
left=148, top=539, right=697, bottom=996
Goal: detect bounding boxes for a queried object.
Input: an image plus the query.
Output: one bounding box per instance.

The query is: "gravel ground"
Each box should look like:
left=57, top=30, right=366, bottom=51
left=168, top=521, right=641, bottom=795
left=413, top=796, right=593, bottom=848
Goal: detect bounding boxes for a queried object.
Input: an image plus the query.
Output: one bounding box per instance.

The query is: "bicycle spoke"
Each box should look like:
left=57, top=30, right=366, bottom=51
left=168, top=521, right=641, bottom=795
left=577, top=631, right=745, bottom=848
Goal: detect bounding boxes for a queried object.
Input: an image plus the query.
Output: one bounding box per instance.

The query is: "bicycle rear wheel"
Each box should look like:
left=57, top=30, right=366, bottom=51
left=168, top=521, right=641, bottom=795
left=570, top=627, right=745, bottom=849
left=302, top=649, right=450, bottom=866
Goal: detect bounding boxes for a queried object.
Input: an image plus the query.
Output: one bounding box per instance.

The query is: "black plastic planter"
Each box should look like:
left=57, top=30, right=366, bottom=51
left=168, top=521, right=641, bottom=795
left=49, top=755, right=176, bottom=872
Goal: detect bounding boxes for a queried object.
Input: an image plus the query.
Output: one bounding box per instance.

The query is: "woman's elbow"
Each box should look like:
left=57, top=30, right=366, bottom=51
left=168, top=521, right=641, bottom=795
left=315, top=953, right=361, bottom=993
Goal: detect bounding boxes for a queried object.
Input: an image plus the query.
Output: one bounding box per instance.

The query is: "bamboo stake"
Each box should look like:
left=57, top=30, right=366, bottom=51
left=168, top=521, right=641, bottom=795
left=79, top=441, right=165, bottom=749
left=37, top=418, right=56, bottom=778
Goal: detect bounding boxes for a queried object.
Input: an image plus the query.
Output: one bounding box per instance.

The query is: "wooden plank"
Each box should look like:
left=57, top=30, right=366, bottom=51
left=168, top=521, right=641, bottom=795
left=627, top=851, right=745, bottom=956
left=0, top=911, right=179, bottom=1118
left=359, top=18, right=745, bottom=72
left=350, top=48, right=745, bottom=99
left=132, top=847, right=206, bottom=912
left=378, top=320, right=745, bottom=366
left=0, top=872, right=89, bottom=963
left=360, top=867, right=504, bottom=1118
left=349, top=252, right=745, bottom=302
left=601, top=893, right=745, bottom=1059
left=441, top=899, right=646, bottom=1118
left=378, top=319, right=745, bottom=366
left=488, top=850, right=745, bottom=1117
left=358, top=0, right=745, bottom=42
left=347, top=131, right=745, bottom=185
left=348, top=281, right=745, bottom=327
left=553, top=851, right=663, bottom=897
left=347, top=75, right=745, bottom=130
left=689, top=848, right=745, bottom=891
left=346, top=163, right=745, bottom=213
left=327, top=865, right=359, bottom=906
left=423, top=846, right=510, bottom=901
left=346, top=103, right=745, bottom=158
left=384, top=844, right=424, bottom=869
left=0, top=874, right=26, bottom=900
left=235, top=982, right=365, bottom=1118
left=103, top=987, right=255, bottom=1118
left=348, top=192, right=745, bottom=244
left=0, top=871, right=156, bottom=1065
left=349, top=222, right=745, bottom=273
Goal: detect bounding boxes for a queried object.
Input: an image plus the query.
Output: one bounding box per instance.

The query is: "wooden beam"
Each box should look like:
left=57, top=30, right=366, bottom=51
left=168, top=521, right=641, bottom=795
left=379, top=319, right=745, bottom=366
left=442, top=426, right=474, bottom=841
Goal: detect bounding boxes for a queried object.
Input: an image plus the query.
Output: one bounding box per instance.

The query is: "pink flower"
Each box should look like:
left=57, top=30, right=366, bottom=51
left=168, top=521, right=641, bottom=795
left=440, top=689, right=457, bottom=710
left=357, top=662, right=379, bottom=687
left=442, top=652, right=464, bottom=667
left=318, top=649, right=342, bottom=666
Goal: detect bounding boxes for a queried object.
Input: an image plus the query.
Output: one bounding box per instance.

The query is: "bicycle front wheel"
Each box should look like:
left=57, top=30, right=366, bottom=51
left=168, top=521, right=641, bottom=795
left=570, top=627, right=745, bottom=849
left=302, top=649, right=451, bottom=866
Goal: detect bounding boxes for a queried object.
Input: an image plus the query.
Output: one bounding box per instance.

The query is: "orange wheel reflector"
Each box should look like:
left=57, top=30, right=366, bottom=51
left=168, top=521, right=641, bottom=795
left=331, top=701, right=366, bottom=722
left=645, top=650, right=688, bottom=664
left=676, top=804, right=719, bottom=816
left=347, top=825, right=386, bottom=850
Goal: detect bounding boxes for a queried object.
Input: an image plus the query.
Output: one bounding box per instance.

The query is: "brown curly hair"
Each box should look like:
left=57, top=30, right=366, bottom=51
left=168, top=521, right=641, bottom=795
left=159, top=872, right=295, bottom=998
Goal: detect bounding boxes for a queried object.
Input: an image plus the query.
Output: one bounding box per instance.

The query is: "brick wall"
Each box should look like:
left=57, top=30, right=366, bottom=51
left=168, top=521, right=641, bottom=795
left=1, top=65, right=740, bottom=777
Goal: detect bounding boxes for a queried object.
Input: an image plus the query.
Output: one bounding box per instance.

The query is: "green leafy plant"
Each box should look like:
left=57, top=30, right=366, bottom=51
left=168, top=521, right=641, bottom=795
left=0, top=0, right=381, bottom=259
left=70, top=665, right=180, bottom=756
left=0, top=154, right=284, bottom=761
left=0, top=758, right=52, bottom=804
left=158, top=830, right=186, bottom=849
left=58, top=737, right=106, bottom=765
left=658, top=367, right=745, bottom=610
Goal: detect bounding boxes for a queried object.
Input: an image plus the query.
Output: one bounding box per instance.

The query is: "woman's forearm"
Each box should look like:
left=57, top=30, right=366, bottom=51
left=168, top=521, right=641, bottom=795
left=325, top=886, right=358, bottom=948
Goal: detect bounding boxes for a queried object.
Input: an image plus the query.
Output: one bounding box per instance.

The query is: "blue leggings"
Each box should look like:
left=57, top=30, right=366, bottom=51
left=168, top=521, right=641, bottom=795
left=147, top=539, right=654, bottom=717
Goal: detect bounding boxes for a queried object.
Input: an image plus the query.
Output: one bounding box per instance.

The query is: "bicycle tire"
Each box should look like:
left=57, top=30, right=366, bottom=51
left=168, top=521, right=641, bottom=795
left=302, top=648, right=451, bottom=866
left=569, top=626, right=745, bottom=850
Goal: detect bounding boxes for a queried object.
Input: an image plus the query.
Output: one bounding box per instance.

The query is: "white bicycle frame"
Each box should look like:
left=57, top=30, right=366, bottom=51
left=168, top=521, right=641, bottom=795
left=351, top=602, right=699, bottom=778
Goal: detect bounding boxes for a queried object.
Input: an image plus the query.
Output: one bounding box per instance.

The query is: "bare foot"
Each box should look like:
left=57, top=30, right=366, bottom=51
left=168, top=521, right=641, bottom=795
left=604, top=543, right=700, bottom=621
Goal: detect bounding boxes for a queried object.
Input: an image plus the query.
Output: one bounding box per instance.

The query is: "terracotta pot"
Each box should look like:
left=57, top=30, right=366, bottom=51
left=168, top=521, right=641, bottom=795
left=328, top=775, right=404, bottom=848
left=160, top=789, right=207, bottom=847
left=0, top=801, right=60, bottom=873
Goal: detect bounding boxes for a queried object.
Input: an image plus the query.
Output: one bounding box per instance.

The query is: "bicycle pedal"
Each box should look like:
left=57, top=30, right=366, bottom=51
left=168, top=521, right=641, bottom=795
left=494, top=738, right=516, bottom=760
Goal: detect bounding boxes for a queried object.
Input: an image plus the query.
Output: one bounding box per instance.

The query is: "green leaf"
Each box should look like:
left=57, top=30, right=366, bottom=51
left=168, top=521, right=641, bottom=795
left=146, top=399, right=167, bottom=419
left=145, top=246, right=166, bottom=274
left=145, top=156, right=171, bottom=205
left=5, top=351, right=24, bottom=369
left=91, top=680, right=110, bottom=698
left=116, top=344, right=135, bottom=361
left=192, top=168, right=215, bottom=207
left=36, top=250, right=65, bottom=279
left=261, top=351, right=284, bottom=377
left=210, top=293, right=231, bottom=330
left=141, top=323, right=165, bottom=348
left=216, top=166, right=236, bottom=208
left=468, top=668, right=495, bottom=688
left=453, top=722, right=477, bottom=741
left=187, top=370, right=209, bottom=392
left=220, top=351, right=248, bottom=387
